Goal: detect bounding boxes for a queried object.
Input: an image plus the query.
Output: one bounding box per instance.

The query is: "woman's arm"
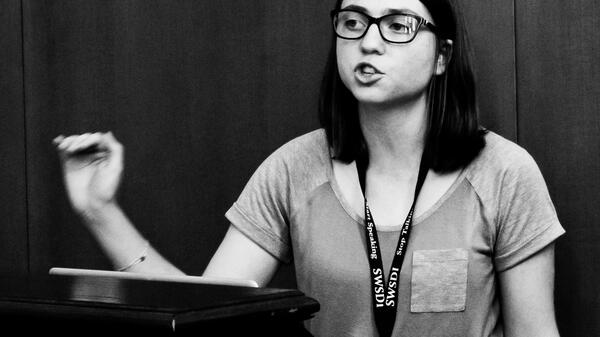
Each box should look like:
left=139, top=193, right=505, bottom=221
left=498, top=243, right=560, bottom=337
left=54, top=132, right=184, bottom=275
left=203, top=225, right=280, bottom=287
left=84, top=205, right=280, bottom=285
left=81, top=201, right=185, bottom=275
left=54, top=132, right=279, bottom=285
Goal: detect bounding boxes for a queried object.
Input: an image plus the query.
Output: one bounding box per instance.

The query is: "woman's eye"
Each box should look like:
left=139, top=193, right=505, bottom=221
left=388, top=23, right=410, bottom=34
left=344, top=19, right=365, bottom=30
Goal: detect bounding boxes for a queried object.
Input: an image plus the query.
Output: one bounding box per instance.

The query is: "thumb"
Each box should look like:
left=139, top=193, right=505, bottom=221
left=102, top=131, right=124, bottom=173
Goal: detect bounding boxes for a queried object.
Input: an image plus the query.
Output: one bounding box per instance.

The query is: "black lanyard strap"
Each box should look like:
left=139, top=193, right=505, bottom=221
left=356, top=153, right=429, bottom=337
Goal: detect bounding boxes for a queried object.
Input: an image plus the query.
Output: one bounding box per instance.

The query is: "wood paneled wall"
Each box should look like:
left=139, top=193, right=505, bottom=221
left=1, top=1, right=598, bottom=335
left=462, top=0, right=517, bottom=140
left=20, top=1, right=332, bottom=287
left=516, top=2, right=600, bottom=335
left=0, top=0, right=28, bottom=275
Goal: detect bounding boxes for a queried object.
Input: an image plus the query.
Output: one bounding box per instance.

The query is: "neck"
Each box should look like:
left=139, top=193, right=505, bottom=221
left=359, top=94, right=428, bottom=174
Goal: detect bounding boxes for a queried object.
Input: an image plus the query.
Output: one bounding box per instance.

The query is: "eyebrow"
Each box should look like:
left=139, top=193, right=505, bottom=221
left=340, top=4, right=420, bottom=16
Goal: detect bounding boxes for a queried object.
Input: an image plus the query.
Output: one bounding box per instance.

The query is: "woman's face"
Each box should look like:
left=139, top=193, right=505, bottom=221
left=336, top=0, right=438, bottom=109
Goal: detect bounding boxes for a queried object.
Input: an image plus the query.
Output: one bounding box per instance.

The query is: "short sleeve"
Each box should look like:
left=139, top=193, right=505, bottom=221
left=225, top=149, right=293, bottom=263
left=493, top=151, right=565, bottom=272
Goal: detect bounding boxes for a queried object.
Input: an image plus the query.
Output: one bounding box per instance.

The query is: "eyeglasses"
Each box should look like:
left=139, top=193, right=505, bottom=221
left=331, top=9, right=437, bottom=44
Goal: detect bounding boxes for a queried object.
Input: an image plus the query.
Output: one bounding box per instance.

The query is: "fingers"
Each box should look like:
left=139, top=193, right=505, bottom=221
left=53, top=132, right=121, bottom=157
left=54, top=133, right=97, bottom=155
left=68, top=133, right=94, bottom=152
left=102, top=131, right=124, bottom=172
left=103, top=131, right=123, bottom=155
left=52, top=135, right=65, bottom=145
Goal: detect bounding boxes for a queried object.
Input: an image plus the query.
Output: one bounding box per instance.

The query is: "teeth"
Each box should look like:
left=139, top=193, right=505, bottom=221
left=361, top=65, right=376, bottom=74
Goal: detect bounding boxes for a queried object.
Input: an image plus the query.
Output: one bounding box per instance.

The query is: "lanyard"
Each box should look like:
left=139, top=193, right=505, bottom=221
left=356, top=153, right=428, bottom=337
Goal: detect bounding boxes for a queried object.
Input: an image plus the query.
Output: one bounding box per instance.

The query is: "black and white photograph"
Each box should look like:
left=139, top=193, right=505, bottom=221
left=0, top=0, right=598, bottom=336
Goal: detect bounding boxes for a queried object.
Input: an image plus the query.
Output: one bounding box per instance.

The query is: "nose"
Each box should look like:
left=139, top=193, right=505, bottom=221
left=360, top=23, right=385, bottom=54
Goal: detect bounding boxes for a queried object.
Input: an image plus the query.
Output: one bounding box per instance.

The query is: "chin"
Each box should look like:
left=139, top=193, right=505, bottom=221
left=351, top=89, right=393, bottom=106
left=352, top=86, right=427, bottom=109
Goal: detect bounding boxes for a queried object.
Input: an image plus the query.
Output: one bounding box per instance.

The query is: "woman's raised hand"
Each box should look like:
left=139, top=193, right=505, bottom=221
left=53, top=133, right=185, bottom=276
left=53, top=132, right=124, bottom=214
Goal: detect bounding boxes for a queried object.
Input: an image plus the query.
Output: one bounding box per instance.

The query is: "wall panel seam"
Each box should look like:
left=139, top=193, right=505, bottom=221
left=20, top=0, right=30, bottom=274
left=512, top=0, right=519, bottom=143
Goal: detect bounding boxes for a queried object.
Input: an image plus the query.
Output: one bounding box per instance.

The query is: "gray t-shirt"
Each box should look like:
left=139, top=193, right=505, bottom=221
left=225, top=129, right=565, bottom=337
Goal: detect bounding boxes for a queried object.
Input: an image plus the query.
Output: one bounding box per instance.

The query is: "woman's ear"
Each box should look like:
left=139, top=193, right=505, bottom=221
left=435, top=39, right=453, bottom=75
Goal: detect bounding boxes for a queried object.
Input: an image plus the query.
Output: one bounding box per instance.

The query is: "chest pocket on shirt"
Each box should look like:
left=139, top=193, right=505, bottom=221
left=410, top=248, right=468, bottom=313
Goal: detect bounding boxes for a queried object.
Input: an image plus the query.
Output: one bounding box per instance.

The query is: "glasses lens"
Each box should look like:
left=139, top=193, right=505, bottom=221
left=381, top=15, right=420, bottom=43
left=334, top=11, right=368, bottom=39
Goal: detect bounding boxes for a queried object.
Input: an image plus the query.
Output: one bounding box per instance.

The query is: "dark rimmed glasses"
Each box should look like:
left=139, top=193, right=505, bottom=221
left=331, top=9, right=437, bottom=44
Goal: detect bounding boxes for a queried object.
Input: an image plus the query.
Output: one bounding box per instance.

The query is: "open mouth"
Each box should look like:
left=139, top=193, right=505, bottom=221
left=354, top=62, right=383, bottom=83
left=356, top=63, right=381, bottom=75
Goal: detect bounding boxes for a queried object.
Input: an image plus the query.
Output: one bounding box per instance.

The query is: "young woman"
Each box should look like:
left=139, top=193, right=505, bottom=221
left=54, top=0, right=564, bottom=336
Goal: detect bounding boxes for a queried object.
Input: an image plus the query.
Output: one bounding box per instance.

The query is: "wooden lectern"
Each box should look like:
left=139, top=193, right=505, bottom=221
left=0, top=271, right=319, bottom=336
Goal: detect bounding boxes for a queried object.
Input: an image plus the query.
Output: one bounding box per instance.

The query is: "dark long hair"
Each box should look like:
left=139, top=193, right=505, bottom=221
left=319, top=0, right=486, bottom=173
